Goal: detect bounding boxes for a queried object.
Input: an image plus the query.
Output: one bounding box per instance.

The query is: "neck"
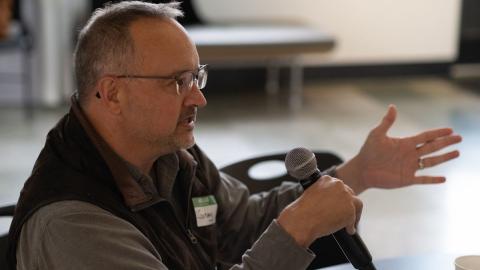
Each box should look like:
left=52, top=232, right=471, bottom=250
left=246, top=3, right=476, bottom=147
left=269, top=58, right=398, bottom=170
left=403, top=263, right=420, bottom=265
left=111, top=138, right=156, bottom=174
left=82, top=104, right=157, bottom=175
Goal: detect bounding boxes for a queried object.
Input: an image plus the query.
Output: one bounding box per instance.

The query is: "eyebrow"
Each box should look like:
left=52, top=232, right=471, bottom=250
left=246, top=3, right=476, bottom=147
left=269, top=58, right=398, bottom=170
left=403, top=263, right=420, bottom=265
left=170, top=65, right=201, bottom=77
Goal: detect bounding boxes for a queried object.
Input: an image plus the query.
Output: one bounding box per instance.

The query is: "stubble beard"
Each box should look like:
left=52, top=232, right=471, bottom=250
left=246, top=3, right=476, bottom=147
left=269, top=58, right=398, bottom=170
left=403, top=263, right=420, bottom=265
left=151, top=129, right=195, bottom=155
left=172, top=129, right=196, bottom=150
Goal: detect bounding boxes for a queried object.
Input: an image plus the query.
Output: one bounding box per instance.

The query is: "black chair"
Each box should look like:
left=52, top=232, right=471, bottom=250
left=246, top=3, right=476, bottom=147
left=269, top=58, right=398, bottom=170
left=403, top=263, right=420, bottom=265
left=0, top=204, right=15, bottom=268
left=220, top=151, right=348, bottom=269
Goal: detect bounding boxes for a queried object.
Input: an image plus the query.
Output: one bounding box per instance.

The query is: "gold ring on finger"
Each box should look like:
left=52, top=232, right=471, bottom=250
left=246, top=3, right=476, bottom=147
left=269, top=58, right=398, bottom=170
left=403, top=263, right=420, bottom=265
left=418, top=158, right=425, bottom=170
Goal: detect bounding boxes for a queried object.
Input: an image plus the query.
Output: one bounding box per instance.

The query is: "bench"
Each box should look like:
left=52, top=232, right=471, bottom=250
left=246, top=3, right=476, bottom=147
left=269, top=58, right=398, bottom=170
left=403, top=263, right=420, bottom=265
left=186, top=24, right=335, bottom=110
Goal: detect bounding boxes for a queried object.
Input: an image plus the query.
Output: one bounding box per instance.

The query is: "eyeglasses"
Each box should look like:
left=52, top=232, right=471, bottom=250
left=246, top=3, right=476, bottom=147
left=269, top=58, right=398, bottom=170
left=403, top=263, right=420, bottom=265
left=95, top=64, right=208, bottom=98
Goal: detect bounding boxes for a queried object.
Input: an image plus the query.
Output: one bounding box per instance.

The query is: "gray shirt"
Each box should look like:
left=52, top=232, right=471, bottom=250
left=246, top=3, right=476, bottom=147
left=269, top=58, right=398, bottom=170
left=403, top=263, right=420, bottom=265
left=17, top=200, right=315, bottom=270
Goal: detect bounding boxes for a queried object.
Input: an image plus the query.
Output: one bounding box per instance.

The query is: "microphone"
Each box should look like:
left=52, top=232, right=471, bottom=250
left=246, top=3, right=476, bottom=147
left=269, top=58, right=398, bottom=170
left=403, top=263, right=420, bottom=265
left=285, top=147, right=376, bottom=270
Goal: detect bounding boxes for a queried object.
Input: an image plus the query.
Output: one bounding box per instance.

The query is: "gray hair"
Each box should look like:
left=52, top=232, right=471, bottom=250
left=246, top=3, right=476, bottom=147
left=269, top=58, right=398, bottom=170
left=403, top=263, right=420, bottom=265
left=73, top=1, right=183, bottom=104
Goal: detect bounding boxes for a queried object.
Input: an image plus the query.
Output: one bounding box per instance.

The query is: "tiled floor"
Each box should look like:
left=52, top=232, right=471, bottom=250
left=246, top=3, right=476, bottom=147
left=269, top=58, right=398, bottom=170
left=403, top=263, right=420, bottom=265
left=1, top=76, right=479, bottom=262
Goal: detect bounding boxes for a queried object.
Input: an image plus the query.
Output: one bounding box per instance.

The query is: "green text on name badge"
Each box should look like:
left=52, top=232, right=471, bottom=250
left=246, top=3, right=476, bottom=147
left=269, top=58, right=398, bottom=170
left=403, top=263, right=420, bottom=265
left=192, top=195, right=217, bottom=227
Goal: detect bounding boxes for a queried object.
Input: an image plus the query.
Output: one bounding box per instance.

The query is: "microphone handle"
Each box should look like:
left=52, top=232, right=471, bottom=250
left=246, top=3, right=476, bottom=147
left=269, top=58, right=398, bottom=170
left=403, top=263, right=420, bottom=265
left=332, top=229, right=376, bottom=270
left=299, top=169, right=376, bottom=270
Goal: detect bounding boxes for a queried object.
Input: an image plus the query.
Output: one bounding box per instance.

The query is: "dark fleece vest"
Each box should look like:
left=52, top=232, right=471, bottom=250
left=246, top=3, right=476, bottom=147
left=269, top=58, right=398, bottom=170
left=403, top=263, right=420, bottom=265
left=7, top=109, right=221, bottom=269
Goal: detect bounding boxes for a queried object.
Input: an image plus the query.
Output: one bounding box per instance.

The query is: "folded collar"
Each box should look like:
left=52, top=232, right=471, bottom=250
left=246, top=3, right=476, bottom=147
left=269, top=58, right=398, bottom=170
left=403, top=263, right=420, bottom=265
left=70, top=95, right=183, bottom=211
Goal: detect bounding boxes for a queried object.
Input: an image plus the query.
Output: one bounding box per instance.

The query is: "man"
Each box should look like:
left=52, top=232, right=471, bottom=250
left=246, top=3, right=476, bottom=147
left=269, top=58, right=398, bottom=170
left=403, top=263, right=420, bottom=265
left=7, top=1, right=462, bottom=270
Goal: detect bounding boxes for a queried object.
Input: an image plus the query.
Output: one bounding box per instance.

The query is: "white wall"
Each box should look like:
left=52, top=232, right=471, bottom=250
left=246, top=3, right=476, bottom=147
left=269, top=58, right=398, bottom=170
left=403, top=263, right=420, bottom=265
left=31, top=0, right=89, bottom=106
left=30, top=0, right=462, bottom=106
left=195, top=0, right=462, bottom=65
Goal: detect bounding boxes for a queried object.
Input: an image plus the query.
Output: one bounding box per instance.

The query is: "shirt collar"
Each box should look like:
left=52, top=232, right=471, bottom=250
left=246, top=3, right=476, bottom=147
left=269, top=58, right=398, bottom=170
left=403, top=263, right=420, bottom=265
left=70, top=94, right=185, bottom=211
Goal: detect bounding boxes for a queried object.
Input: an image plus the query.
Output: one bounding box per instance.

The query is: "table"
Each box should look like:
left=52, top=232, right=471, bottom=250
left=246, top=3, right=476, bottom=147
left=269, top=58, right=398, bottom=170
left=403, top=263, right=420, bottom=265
left=186, top=25, right=335, bottom=110
left=320, top=254, right=457, bottom=270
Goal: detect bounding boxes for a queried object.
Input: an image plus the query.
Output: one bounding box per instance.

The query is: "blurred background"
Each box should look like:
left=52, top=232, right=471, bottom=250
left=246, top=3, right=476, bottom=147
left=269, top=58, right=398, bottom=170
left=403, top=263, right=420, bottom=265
left=1, top=0, right=480, bottom=264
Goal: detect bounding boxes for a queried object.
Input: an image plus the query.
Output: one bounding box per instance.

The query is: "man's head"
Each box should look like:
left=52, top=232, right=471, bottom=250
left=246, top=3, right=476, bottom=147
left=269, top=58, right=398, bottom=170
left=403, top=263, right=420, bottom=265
left=74, top=1, right=207, bottom=159
left=74, top=1, right=183, bottom=102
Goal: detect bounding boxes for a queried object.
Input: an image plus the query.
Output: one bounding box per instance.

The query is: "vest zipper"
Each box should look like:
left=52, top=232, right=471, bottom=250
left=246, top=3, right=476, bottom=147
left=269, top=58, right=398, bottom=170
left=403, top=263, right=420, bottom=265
left=187, top=228, right=198, bottom=244
left=184, top=162, right=214, bottom=269
left=167, top=159, right=212, bottom=269
left=185, top=164, right=196, bottom=244
left=164, top=202, right=198, bottom=245
left=164, top=203, right=212, bottom=269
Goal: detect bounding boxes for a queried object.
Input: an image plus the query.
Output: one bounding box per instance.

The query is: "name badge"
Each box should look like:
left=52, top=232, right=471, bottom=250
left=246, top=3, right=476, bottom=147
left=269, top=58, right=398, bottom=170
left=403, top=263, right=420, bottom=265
left=192, top=195, right=218, bottom=227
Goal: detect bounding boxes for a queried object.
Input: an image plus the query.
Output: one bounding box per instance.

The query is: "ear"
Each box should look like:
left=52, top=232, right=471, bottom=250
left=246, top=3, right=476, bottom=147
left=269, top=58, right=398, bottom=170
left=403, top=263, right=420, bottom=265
left=95, top=76, right=122, bottom=114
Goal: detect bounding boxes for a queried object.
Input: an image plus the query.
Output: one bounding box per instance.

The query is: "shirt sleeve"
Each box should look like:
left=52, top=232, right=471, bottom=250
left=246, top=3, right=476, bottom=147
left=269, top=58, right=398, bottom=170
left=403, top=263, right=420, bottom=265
left=229, top=220, right=315, bottom=270
left=16, top=200, right=168, bottom=270
left=215, top=172, right=315, bottom=268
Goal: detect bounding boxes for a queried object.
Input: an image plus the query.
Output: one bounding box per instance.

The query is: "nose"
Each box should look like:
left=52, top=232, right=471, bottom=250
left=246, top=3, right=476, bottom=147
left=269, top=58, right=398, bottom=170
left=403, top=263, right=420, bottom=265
left=184, top=84, right=207, bottom=108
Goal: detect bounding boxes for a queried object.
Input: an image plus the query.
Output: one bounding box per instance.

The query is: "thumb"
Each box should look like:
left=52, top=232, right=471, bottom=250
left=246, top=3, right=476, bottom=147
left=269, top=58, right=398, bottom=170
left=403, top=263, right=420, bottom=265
left=372, top=104, right=397, bottom=135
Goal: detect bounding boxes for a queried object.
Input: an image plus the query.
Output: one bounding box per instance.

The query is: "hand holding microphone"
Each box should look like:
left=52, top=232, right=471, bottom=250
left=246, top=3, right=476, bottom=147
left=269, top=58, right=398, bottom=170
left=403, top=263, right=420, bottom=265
left=277, top=173, right=361, bottom=246
left=278, top=147, right=376, bottom=270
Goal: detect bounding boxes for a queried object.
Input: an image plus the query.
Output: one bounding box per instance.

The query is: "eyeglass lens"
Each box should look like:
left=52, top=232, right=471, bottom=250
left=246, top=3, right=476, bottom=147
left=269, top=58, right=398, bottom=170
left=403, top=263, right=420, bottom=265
left=176, top=67, right=208, bottom=95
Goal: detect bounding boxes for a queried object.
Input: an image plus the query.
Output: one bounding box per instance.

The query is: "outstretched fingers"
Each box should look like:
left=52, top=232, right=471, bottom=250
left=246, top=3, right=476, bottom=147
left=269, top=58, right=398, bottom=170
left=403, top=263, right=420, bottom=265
left=414, top=150, right=460, bottom=184
left=419, top=150, right=460, bottom=169
left=411, top=128, right=454, bottom=145
left=413, top=175, right=446, bottom=184
left=372, top=105, right=397, bottom=136
left=372, top=104, right=397, bottom=135
left=417, top=134, right=462, bottom=156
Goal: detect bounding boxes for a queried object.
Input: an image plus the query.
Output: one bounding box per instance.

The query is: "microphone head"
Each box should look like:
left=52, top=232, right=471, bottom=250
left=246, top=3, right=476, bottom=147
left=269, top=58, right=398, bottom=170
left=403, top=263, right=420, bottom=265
left=285, top=147, right=318, bottom=180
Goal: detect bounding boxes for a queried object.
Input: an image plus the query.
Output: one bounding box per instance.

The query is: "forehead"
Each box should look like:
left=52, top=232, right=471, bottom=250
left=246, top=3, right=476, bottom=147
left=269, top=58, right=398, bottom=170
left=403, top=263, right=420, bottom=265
left=128, top=17, right=198, bottom=73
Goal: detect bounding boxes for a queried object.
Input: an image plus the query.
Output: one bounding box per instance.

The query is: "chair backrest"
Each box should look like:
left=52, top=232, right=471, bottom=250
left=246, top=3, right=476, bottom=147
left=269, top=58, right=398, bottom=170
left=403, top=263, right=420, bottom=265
left=0, top=204, right=15, bottom=269
left=220, top=151, right=348, bottom=269
left=221, top=151, right=342, bottom=194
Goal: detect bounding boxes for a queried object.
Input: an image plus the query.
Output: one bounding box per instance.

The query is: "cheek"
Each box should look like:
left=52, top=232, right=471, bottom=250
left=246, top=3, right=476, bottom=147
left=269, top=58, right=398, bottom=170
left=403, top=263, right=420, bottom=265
left=123, top=89, right=182, bottom=135
left=147, top=99, right=182, bottom=132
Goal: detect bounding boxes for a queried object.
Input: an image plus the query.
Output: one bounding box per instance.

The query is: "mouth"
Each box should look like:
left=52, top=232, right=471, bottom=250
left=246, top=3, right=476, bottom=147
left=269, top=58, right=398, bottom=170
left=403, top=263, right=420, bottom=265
left=178, top=106, right=198, bottom=128
left=186, top=114, right=196, bottom=125
left=179, top=110, right=197, bottom=129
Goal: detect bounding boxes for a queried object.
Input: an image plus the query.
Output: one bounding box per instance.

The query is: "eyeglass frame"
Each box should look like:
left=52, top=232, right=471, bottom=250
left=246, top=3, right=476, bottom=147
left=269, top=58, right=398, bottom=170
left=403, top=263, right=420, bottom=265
left=95, top=64, right=208, bottom=98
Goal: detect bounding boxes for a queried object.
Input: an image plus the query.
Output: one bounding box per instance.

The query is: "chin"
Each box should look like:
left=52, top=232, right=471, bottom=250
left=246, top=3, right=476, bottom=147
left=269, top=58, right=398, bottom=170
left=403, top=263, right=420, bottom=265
left=175, top=136, right=195, bottom=150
